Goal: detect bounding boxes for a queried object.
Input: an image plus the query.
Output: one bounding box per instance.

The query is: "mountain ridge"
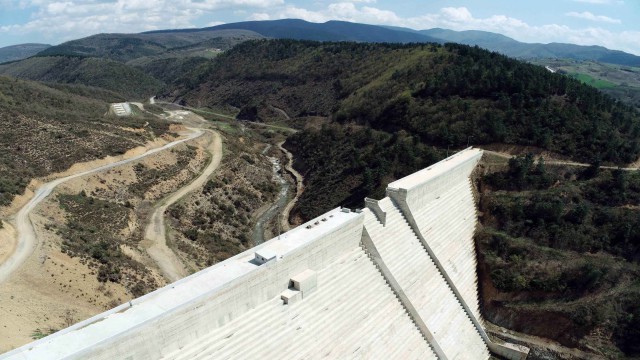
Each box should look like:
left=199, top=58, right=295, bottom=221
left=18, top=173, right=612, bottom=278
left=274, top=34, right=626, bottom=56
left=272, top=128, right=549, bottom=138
left=0, top=43, right=51, bottom=64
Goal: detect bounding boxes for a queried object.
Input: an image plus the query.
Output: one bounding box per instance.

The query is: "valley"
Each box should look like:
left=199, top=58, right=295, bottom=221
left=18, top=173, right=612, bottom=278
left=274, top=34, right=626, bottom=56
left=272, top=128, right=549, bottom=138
left=1, top=16, right=640, bottom=358
left=0, top=102, right=288, bottom=351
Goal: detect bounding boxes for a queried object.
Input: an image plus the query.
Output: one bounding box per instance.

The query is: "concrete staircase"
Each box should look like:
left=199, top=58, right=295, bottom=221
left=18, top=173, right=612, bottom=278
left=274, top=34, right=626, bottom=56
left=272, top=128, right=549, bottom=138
left=162, top=247, right=435, bottom=359
left=410, top=179, right=482, bottom=320
left=363, top=198, right=490, bottom=359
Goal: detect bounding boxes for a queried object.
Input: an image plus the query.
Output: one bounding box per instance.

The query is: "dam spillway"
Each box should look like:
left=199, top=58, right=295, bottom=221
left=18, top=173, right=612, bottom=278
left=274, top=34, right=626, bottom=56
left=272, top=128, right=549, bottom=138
left=0, top=148, right=529, bottom=360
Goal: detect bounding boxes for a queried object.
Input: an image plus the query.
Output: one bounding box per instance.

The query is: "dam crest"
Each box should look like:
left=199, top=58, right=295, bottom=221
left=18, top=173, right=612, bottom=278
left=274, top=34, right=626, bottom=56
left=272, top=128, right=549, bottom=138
left=1, top=148, right=529, bottom=360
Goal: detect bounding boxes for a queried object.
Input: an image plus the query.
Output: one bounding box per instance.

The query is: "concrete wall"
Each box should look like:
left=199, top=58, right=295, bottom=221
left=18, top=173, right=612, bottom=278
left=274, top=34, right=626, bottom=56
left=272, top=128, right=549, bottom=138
left=2, top=210, right=363, bottom=360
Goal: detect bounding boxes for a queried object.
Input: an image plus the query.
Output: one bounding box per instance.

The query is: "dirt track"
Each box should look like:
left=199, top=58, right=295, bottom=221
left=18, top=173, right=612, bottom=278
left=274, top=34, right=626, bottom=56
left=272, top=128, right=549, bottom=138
left=0, top=128, right=204, bottom=285
left=482, top=149, right=640, bottom=171
left=143, top=128, right=222, bottom=282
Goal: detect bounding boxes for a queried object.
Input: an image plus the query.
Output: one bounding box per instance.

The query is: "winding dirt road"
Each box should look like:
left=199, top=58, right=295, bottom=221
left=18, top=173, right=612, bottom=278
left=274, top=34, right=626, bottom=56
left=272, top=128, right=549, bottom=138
left=0, top=128, right=205, bottom=285
left=143, top=129, right=222, bottom=282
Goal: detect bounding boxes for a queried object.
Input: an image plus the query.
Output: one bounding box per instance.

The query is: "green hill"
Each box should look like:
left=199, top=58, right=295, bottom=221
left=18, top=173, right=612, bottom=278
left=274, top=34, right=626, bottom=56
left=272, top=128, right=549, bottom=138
left=170, top=40, right=639, bottom=166
left=420, top=28, right=640, bottom=67
left=40, top=30, right=263, bottom=62
left=0, top=56, right=163, bottom=99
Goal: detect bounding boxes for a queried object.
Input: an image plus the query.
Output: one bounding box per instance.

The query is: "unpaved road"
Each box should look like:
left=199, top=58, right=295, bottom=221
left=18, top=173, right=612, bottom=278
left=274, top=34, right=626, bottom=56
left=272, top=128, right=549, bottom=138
left=0, top=128, right=205, bottom=285
left=144, top=128, right=222, bottom=282
left=482, top=149, right=640, bottom=171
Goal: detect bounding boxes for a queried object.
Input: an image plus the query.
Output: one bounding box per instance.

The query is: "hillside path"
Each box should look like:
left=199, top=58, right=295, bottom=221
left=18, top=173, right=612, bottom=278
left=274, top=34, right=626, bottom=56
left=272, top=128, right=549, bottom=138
left=143, top=128, right=222, bottom=282
left=482, top=149, right=640, bottom=171
left=0, top=128, right=205, bottom=285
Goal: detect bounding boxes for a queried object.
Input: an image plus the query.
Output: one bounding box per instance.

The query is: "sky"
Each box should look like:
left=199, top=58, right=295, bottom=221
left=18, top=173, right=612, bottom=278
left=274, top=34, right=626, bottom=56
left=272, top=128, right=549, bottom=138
left=0, top=0, right=638, bottom=55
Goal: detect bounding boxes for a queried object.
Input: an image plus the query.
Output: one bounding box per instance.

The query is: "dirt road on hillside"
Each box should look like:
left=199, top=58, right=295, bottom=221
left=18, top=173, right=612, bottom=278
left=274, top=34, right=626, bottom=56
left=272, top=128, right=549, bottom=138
left=144, top=129, right=222, bottom=282
left=482, top=149, right=640, bottom=171
left=0, top=128, right=205, bottom=285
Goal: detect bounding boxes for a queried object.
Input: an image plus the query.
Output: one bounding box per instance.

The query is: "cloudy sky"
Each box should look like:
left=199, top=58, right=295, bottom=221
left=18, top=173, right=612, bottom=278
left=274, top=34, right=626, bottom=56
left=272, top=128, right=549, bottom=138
left=1, top=0, right=639, bottom=55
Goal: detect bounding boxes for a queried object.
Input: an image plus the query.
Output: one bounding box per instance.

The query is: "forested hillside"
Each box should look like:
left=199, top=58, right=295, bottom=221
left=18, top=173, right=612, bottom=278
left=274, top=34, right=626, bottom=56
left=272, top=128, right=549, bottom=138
left=39, top=30, right=262, bottom=62
left=167, top=39, right=640, bottom=218
left=477, top=155, right=640, bottom=357
left=0, top=56, right=163, bottom=99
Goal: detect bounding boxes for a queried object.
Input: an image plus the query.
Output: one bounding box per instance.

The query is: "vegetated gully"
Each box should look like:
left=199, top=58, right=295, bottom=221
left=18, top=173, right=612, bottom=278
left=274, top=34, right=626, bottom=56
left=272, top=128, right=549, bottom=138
left=0, top=113, right=210, bottom=286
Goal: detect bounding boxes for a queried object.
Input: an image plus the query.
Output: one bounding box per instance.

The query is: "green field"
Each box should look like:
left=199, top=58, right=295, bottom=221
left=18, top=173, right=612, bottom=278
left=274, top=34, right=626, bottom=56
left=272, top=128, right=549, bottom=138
left=571, top=72, right=617, bottom=89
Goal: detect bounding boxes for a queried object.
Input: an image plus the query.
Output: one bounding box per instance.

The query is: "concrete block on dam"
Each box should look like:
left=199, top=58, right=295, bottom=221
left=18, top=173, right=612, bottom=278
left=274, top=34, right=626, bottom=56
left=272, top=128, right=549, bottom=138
left=0, top=148, right=528, bottom=360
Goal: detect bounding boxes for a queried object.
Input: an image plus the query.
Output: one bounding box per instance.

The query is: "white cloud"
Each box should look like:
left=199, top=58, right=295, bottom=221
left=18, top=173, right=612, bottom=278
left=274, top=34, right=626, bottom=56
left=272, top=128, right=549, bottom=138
left=247, top=4, right=639, bottom=55
left=566, top=11, right=621, bottom=23
left=248, top=12, right=271, bottom=21
left=0, top=0, right=283, bottom=43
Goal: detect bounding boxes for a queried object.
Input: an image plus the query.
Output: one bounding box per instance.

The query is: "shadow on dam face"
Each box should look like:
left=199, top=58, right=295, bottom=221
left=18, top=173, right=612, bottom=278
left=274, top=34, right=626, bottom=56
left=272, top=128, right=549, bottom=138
left=0, top=148, right=529, bottom=360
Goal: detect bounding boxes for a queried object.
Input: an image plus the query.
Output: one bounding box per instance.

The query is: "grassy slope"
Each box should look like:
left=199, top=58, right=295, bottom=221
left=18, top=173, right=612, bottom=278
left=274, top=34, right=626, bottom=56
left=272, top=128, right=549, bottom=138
left=0, top=76, right=170, bottom=206
left=532, top=59, right=640, bottom=108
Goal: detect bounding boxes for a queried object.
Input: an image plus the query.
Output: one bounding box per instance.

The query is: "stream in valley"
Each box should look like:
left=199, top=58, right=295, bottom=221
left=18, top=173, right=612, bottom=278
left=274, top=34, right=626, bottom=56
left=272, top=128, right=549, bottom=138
left=251, top=148, right=291, bottom=245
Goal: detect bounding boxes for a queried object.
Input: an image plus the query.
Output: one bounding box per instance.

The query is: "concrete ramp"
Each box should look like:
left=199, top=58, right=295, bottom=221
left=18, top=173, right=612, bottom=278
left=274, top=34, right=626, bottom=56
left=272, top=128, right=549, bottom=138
left=387, top=148, right=483, bottom=320
left=363, top=201, right=489, bottom=359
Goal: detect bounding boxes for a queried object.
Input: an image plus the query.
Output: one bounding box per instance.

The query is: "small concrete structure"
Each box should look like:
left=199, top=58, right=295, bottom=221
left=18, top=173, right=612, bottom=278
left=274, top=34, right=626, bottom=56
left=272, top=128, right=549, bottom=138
left=254, top=249, right=277, bottom=265
left=290, top=269, right=317, bottom=297
left=0, top=148, right=528, bottom=360
left=110, top=102, right=131, bottom=117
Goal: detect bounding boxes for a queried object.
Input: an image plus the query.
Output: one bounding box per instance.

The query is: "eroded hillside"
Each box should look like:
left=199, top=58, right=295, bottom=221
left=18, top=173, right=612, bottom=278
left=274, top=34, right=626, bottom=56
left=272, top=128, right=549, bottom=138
left=0, top=77, right=169, bottom=209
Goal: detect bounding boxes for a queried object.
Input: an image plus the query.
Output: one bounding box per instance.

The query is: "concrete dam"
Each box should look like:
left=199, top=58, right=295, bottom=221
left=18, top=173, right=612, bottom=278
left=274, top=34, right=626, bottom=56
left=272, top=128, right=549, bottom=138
left=1, top=148, right=529, bottom=360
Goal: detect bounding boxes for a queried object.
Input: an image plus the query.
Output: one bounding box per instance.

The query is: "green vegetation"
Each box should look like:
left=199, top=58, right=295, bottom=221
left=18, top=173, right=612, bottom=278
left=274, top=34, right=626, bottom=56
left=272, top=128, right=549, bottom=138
left=57, top=192, right=157, bottom=296
left=285, top=124, right=444, bottom=219
left=31, top=327, right=57, bottom=340
left=478, top=155, right=640, bottom=356
left=570, top=73, right=616, bottom=89
left=0, top=56, right=163, bottom=99
left=39, top=31, right=262, bottom=63
left=0, top=43, right=51, bottom=64
left=129, top=147, right=197, bottom=198
left=169, top=40, right=640, bottom=219
left=176, top=40, right=640, bottom=164
left=166, top=136, right=277, bottom=268
left=532, top=59, right=640, bottom=108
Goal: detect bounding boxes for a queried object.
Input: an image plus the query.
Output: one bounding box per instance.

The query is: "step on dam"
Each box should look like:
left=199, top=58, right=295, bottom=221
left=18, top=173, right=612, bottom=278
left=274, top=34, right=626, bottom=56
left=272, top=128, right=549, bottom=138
left=1, top=148, right=530, bottom=360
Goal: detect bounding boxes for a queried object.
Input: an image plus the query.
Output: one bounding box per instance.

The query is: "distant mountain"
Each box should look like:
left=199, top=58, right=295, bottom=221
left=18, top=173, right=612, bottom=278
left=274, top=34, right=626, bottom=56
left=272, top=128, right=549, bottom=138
left=39, top=29, right=262, bottom=62
left=420, top=28, right=640, bottom=67
left=37, top=19, right=640, bottom=67
left=0, top=43, right=51, bottom=63
left=146, top=19, right=440, bottom=44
